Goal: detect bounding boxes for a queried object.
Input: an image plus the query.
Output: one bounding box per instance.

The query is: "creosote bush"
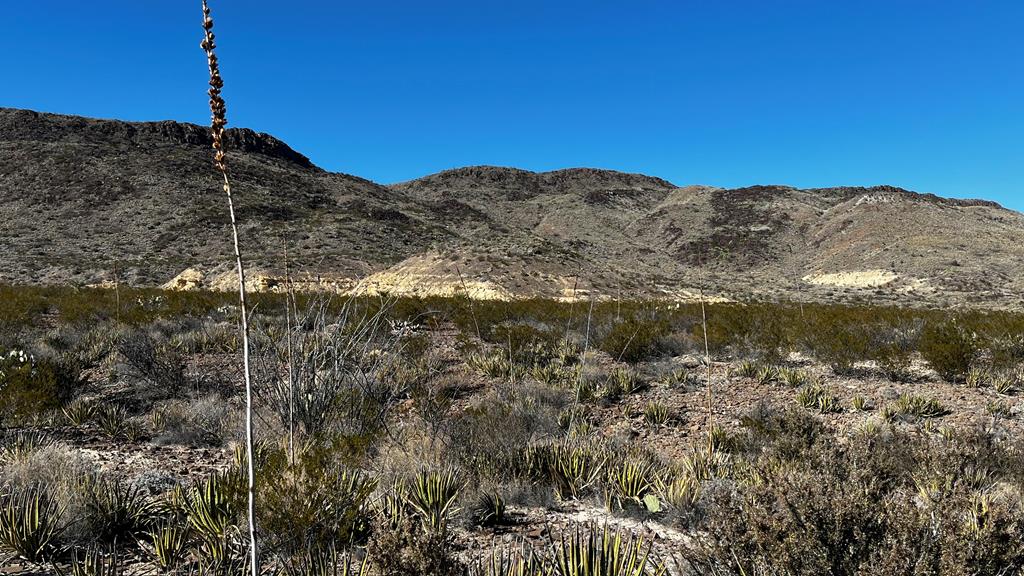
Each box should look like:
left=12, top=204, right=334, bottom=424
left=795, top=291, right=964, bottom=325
left=920, top=319, right=978, bottom=383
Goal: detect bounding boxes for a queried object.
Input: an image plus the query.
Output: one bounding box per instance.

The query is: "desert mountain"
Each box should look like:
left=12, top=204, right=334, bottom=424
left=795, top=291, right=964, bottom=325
left=2, top=108, right=1021, bottom=308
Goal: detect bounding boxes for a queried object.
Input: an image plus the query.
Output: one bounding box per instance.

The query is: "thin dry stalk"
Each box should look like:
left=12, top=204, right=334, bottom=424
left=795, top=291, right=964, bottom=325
left=567, top=297, right=595, bottom=436
left=698, top=250, right=714, bottom=453
left=199, top=2, right=258, bottom=573
left=284, top=244, right=295, bottom=463
left=455, top=264, right=482, bottom=341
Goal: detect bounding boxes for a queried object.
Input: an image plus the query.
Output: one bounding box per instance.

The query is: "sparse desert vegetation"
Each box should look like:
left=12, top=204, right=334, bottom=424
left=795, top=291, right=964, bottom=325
left=2, top=285, right=1024, bottom=574
left=2, top=2, right=1022, bottom=575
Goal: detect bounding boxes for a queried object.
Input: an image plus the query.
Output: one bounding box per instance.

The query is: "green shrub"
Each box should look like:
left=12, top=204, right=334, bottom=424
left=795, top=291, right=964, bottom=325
left=257, top=444, right=376, bottom=553
left=920, top=320, right=978, bottom=382
left=0, top=349, right=81, bottom=423
left=367, top=513, right=464, bottom=576
left=598, top=316, right=670, bottom=364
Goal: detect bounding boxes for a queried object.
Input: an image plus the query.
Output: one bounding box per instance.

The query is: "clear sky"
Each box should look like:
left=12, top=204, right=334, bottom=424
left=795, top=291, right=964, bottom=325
left=4, top=1, right=1022, bottom=210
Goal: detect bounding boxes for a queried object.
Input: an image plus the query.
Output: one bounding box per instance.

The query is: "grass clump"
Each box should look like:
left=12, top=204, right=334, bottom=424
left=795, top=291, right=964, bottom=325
left=883, top=394, right=950, bottom=421
left=643, top=401, right=670, bottom=427
left=796, top=385, right=841, bottom=414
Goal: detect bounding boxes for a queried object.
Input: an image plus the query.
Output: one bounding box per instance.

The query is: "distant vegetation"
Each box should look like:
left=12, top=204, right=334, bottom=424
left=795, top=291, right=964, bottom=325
left=3, top=283, right=1024, bottom=573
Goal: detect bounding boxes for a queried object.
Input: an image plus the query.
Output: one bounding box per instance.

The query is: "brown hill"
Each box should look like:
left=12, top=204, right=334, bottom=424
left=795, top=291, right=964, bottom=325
left=2, top=108, right=1022, bottom=308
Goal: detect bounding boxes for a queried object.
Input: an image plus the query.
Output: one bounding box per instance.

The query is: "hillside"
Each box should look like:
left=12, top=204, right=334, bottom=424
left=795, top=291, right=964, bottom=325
left=2, top=107, right=1022, bottom=308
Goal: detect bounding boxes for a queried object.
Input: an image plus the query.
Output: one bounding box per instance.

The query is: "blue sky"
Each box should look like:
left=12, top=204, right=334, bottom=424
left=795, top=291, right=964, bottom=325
left=5, top=1, right=1023, bottom=210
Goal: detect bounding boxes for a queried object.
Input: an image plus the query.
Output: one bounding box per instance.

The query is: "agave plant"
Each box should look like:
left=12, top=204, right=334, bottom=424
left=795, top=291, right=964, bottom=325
left=549, top=443, right=609, bottom=500
left=736, top=360, right=759, bottom=378
left=281, top=545, right=370, bottom=576
left=82, top=477, right=158, bottom=543
left=174, top=471, right=240, bottom=563
left=473, top=545, right=546, bottom=576
left=549, top=525, right=666, bottom=576
left=642, top=401, right=670, bottom=427
left=883, top=393, right=949, bottom=421
left=0, top=485, right=64, bottom=563
left=851, top=395, right=869, bottom=412
left=407, top=466, right=464, bottom=531
left=965, top=366, right=989, bottom=389
left=796, top=385, right=841, bottom=414
left=0, top=430, right=52, bottom=463
left=778, top=367, right=807, bottom=388
left=755, top=364, right=777, bottom=386
left=62, top=398, right=96, bottom=427
left=655, top=474, right=700, bottom=511
left=95, top=405, right=129, bottom=439
left=144, top=520, right=191, bottom=573
left=61, top=546, right=122, bottom=576
left=607, top=459, right=658, bottom=512
left=471, top=491, right=506, bottom=528
left=993, top=372, right=1017, bottom=396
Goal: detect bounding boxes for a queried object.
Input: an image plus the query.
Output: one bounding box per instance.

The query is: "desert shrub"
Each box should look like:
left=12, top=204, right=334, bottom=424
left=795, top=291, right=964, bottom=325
left=723, top=304, right=792, bottom=363
left=487, top=323, right=558, bottom=367
left=678, top=426, right=1024, bottom=575
left=116, top=329, right=188, bottom=397
left=367, top=513, right=464, bottom=576
left=150, top=396, right=234, bottom=446
left=597, top=315, right=670, bottom=364
left=169, top=320, right=239, bottom=354
left=799, top=308, right=873, bottom=374
left=253, top=300, right=403, bottom=440
left=448, top=384, right=562, bottom=482
left=257, top=444, right=376, bottom=553
left=920, top=319, right=978, bottom=382
left=987, top=332, right=1024, bottom=372
left=0, top=349, right=81, bottom=423
left=737, top=404, right=824, bottom=461
left=868, top=319, right=922, bottom=382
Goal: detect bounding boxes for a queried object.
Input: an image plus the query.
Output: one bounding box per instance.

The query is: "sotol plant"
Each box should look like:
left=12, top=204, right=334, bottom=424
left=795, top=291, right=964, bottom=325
left=407, top=467, right=464, bottom=531
left=0, top=485, right=64, bottom=563
left=199, top=2, right=257, bottom=572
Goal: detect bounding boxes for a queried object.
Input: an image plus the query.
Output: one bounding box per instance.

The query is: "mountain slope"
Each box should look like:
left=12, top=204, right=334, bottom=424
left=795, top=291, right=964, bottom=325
left=2, top=108, right=1022, bottom=308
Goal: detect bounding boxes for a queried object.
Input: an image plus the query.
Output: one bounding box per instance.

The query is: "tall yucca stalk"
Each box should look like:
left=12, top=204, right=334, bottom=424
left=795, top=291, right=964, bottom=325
left=198, top=2, right=257, bottom=573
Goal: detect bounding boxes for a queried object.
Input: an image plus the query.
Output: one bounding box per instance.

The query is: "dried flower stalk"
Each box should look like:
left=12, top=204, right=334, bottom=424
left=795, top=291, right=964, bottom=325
left=199, top=2, right=258, bottom=573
